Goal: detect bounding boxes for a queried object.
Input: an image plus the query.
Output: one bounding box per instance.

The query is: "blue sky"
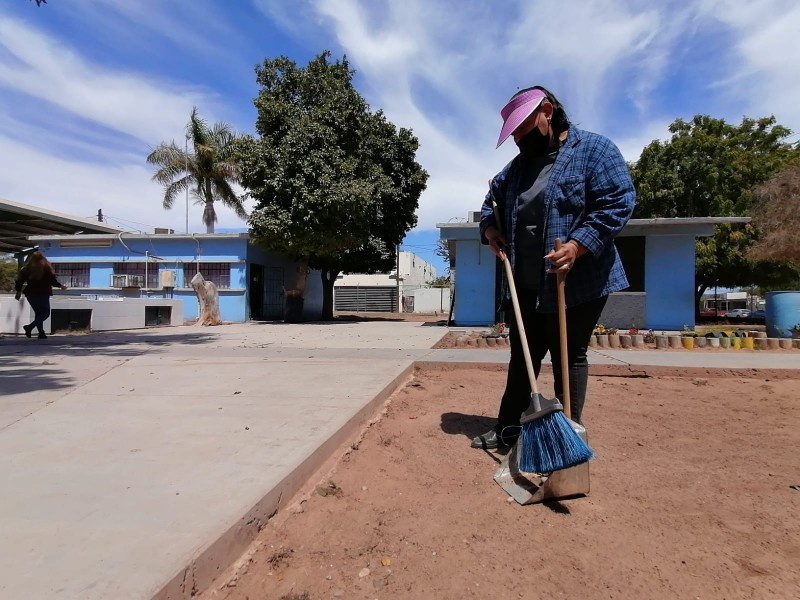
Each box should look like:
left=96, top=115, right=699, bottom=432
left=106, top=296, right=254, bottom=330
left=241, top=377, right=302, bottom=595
left=2, top=0, right=799, bottom=276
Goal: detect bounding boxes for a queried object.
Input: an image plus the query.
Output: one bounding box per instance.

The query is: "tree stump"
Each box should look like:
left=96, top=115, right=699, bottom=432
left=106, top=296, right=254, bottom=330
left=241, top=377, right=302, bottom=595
left=191, top=272, right=222, bottom=326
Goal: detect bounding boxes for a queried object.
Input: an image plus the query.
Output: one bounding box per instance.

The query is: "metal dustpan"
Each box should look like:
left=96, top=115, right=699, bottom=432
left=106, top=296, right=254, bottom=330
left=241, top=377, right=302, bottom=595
left=494, top=419, right=590, bottom=505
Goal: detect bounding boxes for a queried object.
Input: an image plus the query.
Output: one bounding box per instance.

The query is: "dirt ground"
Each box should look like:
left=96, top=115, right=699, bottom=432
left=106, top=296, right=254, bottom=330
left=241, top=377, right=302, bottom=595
left=201, top=363, right=800, bottom=600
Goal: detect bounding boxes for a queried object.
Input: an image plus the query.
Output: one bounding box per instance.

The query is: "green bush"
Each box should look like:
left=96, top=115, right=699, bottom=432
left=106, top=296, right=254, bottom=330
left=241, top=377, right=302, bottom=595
left=0, top=260, right=18, bottom=292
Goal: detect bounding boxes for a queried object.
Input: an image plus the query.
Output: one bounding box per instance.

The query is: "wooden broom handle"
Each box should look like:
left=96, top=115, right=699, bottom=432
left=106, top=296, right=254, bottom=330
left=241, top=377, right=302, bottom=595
left=491, top=199, right=540, bottom=396
left=502, top=250, right=540, bottom=396
left=555, top=238, right=571, bottom=419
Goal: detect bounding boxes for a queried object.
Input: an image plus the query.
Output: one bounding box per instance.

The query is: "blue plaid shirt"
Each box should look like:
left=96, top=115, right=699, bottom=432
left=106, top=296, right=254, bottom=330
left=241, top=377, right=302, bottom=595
left=480, top=127, right=635, bottom=313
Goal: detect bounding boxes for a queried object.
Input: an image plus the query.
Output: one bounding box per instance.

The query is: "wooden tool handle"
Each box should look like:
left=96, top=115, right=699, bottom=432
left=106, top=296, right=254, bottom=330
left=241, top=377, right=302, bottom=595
left=491, top=200, right=540, bottom=399
left=555, top=238, right=571, bottom=419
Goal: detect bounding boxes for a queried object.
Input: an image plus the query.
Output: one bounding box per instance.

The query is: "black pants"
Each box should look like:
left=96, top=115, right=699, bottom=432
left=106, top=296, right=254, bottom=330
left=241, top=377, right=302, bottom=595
left=496, top=292, right=607, bottom=430
left=26, top=293, right=51, bottom=335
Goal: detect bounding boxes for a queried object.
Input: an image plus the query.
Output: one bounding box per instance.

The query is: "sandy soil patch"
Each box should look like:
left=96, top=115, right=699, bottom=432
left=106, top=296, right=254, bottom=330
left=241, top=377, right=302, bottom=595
left=200, top=364, right=800, bottom=600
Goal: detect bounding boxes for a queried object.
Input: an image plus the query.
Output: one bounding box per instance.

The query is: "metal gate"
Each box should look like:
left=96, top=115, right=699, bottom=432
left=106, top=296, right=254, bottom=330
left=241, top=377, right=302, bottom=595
left=334, top=286, right=398, bottom=312
left=263, top=267, right=284, bottom=319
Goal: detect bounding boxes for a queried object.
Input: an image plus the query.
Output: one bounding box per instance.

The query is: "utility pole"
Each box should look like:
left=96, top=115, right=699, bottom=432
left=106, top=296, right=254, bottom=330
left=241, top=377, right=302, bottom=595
left=185, top=133, right=190, bottom=234
left=97, top=209, right=103, bottom=222
left=396, top=244, right=401, bottom=313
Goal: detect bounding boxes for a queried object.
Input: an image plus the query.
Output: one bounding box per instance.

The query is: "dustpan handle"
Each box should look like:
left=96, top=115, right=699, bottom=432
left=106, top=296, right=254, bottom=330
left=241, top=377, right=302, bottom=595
left=491, top=200, right=540, bottom=400
left=555, top=238, right=571, bottom=419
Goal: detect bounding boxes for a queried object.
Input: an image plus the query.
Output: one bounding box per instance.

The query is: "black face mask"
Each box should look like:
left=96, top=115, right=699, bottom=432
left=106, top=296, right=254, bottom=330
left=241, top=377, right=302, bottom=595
left=516, top=127, right=551, bottom=157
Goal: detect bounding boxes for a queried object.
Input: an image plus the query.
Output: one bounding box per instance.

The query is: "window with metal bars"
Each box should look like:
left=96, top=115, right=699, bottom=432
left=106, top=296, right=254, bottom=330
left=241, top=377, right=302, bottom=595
left=113, top=262, right=160, bottom=289
left=52, top=263, right=90, bottom=287
left=183, top=263, right=231, bottom=289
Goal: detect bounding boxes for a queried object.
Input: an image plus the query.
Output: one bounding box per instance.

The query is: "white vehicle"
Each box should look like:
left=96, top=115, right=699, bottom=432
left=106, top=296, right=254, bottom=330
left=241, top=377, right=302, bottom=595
left=727, top=308, right=751, bottom=318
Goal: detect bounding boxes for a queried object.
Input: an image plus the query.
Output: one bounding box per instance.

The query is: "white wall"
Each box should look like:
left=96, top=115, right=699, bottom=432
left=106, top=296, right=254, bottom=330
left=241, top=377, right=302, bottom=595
left=411, top=288, right=451, bottom=314
left=334, top=251, right=438, bottom=293
left=0, top=295, right=183, bottom=334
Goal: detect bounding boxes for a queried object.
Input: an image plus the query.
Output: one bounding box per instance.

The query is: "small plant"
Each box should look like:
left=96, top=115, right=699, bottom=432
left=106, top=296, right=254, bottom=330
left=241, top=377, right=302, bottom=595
left=594, top=324, right=606, bottom=335
left=681, top=323, right=695, bottom=337
left=606, top=327, right=618, bottom=335
left=643, top=329, right=656, bottom=343
left=490, top=322, right=507, bottom=335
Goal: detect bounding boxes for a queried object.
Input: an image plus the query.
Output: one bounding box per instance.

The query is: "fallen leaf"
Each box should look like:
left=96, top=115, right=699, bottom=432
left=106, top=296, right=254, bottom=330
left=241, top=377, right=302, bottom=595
left=381, top=557, right=391, bottom=567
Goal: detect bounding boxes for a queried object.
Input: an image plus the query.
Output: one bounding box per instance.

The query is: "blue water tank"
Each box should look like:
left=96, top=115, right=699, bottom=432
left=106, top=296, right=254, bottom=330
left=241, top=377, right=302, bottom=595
left=765, top=291, right=800, bottom=338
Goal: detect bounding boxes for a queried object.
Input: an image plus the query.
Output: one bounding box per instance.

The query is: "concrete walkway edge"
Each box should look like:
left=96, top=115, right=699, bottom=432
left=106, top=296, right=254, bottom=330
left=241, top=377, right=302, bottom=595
left=154, top=363, right=416, bottom=600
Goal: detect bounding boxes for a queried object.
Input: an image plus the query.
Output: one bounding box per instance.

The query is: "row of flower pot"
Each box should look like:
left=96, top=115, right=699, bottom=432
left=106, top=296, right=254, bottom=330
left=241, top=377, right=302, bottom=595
left=589, top=333, right=800, bottom=350
left=452, top=332, right=800, bottom=350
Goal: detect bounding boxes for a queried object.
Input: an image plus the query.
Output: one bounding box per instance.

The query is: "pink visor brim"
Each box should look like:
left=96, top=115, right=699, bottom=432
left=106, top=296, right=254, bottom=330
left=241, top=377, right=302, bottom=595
left=496, top=89, right=546, bottom=148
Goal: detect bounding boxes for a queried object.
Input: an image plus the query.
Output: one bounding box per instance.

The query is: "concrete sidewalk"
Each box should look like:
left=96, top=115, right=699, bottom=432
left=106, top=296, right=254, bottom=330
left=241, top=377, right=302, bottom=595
left=1, top=321, right=799, bottom=600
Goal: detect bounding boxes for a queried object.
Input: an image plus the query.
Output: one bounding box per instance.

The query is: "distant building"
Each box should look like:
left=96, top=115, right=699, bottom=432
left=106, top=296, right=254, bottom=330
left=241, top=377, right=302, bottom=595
left=16, top=232, right=323, bottom=327
left=334, top=251, right=438, bottom=312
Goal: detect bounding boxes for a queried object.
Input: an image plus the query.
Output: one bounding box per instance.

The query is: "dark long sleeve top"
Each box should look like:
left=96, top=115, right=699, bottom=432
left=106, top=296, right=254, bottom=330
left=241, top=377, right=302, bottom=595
left=15, top=268, right=63, bottom=297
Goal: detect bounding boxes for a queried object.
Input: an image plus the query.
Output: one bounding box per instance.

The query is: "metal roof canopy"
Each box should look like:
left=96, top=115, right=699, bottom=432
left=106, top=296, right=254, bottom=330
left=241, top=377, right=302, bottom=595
left=0, top=198, right=122, bottom=254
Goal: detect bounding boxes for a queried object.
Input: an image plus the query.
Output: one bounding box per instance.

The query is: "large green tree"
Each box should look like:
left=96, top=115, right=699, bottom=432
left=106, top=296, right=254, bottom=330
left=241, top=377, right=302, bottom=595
left=630, top=115, right=800, bottom=312
left=147, top=107, right=246, bottom=233
left=238, top=52, right=428, bottom=319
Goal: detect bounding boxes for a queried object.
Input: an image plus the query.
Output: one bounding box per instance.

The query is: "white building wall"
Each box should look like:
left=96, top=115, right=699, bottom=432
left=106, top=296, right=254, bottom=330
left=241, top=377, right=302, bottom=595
left=334, top=251, right=438, bottom=293
left=412, top=288, right=451, bottom=314
left=1, top=295, right=183, bottom=334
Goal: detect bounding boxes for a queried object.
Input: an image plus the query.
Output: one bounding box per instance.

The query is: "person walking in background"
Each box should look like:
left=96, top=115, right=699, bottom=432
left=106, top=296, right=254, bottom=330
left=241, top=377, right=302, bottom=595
left=471, top=85, right=635, bottom=450
left=14, top=251, right=67, bottom=339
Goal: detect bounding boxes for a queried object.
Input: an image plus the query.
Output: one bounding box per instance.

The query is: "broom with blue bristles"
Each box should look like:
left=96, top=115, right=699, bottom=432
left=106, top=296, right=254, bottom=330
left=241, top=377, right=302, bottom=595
left=490, top=191, right=593, bottom=473
left=517, top=238, right=594, bottom=473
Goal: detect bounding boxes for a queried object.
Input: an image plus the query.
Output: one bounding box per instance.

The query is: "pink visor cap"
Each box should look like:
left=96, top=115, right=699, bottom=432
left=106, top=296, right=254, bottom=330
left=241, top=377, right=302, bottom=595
left=496, top=88, right=546, bottom=148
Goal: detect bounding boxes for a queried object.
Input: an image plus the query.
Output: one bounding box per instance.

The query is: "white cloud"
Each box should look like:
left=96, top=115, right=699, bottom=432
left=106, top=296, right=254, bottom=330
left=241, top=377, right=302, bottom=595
left=0, top=12, right=248, bottom=234
left=2, top=0, right=799, bottom=243
left=300, top=0, right=800, bottom=231
left=0, top=16, right=211, bottom=146
left=302, top=0, right=675, bottom=229
left=0, top=133, right=251, bottom=234
left=702, top=0, right=800, bottom=129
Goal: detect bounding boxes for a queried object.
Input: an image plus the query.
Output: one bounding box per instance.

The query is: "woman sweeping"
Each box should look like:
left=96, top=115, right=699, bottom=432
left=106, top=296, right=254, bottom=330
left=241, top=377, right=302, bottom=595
left=471, top=85, right=635, bottom=449
left=15, top=252, right=68, bottom=339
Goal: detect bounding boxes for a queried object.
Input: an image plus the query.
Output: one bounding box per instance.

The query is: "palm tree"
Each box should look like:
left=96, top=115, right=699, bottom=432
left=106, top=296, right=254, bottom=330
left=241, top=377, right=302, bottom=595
left=147, top=107, right=246, bottom=233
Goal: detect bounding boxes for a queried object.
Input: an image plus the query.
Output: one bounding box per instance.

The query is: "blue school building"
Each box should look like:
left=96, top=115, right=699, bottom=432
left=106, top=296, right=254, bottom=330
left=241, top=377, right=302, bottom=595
left=438, top=216, right=750, bottom=330
left=27, top=232, right=323, bottom=323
